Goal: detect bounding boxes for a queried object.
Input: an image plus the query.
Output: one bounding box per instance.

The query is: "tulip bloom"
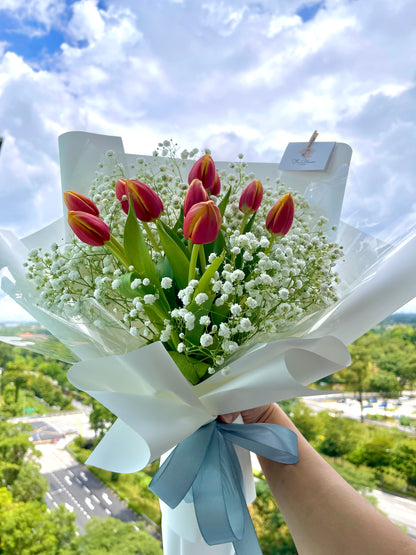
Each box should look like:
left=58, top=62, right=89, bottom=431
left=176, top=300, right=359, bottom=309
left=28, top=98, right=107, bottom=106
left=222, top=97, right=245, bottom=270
left=68, top=211, right=110, bottom=246
left=64, top=190, right=99, bottom=216
left=265, top=193, right=295, bottom=236
left=183, top=179, right=209, bottom=216
left=115, top=178, right=163, bottom=222
left=211, top=171, right=221, bottom=196
left=188, top=154, right=217, bottom=193
left=239, top=179, right=263, bottom=214
left=183, top=200, right=222, bottom=244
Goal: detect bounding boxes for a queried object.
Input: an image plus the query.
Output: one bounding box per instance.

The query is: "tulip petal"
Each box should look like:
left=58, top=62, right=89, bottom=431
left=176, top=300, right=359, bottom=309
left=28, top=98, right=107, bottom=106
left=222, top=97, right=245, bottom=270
left=183, top=201, right=222, bottom=245
left=68, top=211, right=110, bottom=246
left=265, top=193, right=295, bottom=236
left=64, top=191, right=100, bottom=216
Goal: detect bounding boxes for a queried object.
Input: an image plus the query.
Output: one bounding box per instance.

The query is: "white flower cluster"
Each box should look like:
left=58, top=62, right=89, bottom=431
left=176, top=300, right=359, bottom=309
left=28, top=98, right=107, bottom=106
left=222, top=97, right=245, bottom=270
left=26, top=142, right=342, bottom=380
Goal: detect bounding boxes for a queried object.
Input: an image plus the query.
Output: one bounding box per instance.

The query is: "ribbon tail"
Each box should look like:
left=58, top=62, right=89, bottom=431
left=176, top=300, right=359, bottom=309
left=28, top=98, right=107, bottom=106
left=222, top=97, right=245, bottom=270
left=193, top=429, right=242, bottom=545
left=219, top=422, right=298, bottom=464
left=149, top=421, right=215, bottom=508
left=223, top=438, right=263, bottom=555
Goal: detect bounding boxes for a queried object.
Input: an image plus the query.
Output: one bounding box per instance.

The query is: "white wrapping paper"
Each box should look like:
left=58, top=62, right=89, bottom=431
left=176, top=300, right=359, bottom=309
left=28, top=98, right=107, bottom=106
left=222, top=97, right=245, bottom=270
left=1, top=131, right=416, bottom=554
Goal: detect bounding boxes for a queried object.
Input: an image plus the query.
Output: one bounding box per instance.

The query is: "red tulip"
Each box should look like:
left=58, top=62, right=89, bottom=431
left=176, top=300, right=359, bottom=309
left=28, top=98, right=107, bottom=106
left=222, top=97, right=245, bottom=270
left=64, top=190, right=99, bottom=216
left=265, top=193, right=295, bottom=236
left=183, top=179, right=209, bottom=216
left=68, top=211, right=111, bottom=246
left=211, top=171, right=221, bottom=195
left=239, top=179, right=263, bottom=214
left=183, top=200, right=222, bottom=244
left=188, top=154, right=217, bottom=192
left=115, top=178, right=163, bottom=222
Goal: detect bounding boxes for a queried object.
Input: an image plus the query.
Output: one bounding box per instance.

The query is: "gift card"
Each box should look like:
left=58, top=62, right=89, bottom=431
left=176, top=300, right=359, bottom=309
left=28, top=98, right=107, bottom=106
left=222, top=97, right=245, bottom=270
left=279, top=141, right=336, bottom=171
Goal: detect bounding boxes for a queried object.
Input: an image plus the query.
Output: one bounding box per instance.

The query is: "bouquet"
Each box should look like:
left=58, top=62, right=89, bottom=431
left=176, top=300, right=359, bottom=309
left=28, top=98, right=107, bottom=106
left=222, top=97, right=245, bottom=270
left=1, top=131, right=416, bottom=554
left=24, top=139, right=342, bottom=384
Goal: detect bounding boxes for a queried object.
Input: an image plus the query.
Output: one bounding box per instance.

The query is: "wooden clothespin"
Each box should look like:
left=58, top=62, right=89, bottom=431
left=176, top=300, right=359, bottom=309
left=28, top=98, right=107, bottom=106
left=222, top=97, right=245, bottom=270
left=301, top=130, right=319, bottom=158
left=306, top=130, right=319, bottom=148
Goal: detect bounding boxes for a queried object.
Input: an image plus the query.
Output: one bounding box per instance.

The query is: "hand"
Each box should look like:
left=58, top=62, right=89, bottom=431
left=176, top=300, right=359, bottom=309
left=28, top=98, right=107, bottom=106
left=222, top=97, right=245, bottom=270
left=220, top=403, right=279, bottom=424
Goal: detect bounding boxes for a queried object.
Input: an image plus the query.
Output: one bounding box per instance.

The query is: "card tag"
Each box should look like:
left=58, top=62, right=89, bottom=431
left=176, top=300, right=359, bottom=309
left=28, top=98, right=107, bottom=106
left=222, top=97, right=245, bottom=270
left=279, top=141, right=336, bottom=171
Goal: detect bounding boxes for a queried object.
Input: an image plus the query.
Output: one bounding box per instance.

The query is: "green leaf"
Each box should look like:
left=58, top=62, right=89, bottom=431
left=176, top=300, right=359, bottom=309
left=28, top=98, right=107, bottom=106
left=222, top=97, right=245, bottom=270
left=184, top=251, right=225, bottom=344
left=172, top=206, right=185, bottom=233
left=117, top=272, right=142, bottom=299
left=168, top=351, right=209, bottom=385
left=156, top=221, right=190, bottom=290
left=245, top=211, right=257, bottom=233
left=192, top=250, right=225, bottom=301
left=159, top=219, right=189, bottom=257
left=204, top=228, right=226, bottom=259
left=218, top=186, right=232, bottom=217
left=124, top=200, right=159, bottom=284
left=211, top=301, right=230, bottom=326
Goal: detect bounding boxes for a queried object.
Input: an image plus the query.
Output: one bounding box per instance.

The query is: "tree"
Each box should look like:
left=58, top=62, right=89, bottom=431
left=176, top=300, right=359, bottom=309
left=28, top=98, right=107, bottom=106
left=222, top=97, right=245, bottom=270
left=347, top=432, right=393, bottom=468
left=10, top=462, right=49, bottom=502
left=0, top=420, right=38, bottom=485
left=315, top=413, right=357, bottom=458
left=289, top=401, right=318, bottom=442
left=65, top=517, right=162, bottom=555
left=366, top=370, right=401, bottom=399
left=4, top=355, right=32, bottom=402
left=89, top=399, right=117, bottom=437
left=335, top=342, right=372, bottom=422
left=391, top=439, right=416, bottom=487
left=0, top=488, right=77, bottom=555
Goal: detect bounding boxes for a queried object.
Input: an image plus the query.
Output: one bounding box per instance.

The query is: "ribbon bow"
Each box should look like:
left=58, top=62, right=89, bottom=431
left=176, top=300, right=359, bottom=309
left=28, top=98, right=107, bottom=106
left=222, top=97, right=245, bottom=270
left=149, top=420, right=298, bottom=554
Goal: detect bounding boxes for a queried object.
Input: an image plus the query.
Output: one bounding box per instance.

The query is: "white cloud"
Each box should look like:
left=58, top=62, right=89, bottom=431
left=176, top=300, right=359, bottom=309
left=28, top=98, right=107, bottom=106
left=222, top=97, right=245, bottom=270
left=67, top=0, right=106, bottom=43
left=0, top=0, right=67, bottom=36
left=0, top=0, right=415, bottom=323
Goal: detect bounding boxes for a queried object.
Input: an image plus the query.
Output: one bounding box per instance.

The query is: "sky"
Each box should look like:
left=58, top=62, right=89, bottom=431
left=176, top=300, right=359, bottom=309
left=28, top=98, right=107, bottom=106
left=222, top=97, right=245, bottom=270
left=0, top=0, right=415, bottom=321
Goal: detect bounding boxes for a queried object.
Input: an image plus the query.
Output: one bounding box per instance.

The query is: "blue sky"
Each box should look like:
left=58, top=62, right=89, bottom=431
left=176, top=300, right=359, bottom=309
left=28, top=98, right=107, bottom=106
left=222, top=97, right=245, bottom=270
left=0, top=0, right=416, bottom=321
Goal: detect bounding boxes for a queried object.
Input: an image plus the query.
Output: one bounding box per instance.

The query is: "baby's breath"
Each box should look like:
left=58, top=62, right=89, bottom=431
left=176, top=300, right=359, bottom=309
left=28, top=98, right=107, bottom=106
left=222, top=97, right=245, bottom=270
left=27, top=141, right=342, bottom=380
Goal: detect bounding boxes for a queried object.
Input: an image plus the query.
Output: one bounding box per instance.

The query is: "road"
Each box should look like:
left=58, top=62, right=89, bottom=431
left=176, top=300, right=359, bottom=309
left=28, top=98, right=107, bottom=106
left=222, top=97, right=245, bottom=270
left=14, top=412, right=159, bottom=538
left=372, top=490, right=416, bottom=541
left=38, top=443, right=140, bottom=532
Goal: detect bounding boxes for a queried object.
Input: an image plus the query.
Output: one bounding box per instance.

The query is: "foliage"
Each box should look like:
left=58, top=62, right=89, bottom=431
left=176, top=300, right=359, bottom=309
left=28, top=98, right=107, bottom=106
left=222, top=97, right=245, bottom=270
left=10, top=462, right=49, bottom=502
left=346, top=431, right=394, bottom=468
left=89, top=399, right=117, bottom=437
left=289, top=402, right=318, bottom=442
left=367, top=370, right=401, bottom=398
left=314, top=412, right=359, bottom=458
left=63, top=517, right=162, bottom=555
left=0, top=420, right=39, bottom=486
left=0, top=488, right=77, bottom=555
left=390, top=438, right=416, bottom=486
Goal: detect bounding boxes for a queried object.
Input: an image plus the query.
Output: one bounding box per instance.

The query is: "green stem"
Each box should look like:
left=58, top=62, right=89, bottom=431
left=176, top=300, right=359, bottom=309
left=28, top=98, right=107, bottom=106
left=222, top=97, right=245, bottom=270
left=142, top=222, right=161, bottom=253
left=239, top=213, right=250, bottom=234
left=199, top=245, right=206, bottom=274
left=265, top=233, right=276, bottom=255
left=188, top=243, right=199, bottom=283
left=106, top=235, right=130, bottom=268
left=231, top=213, right=250, bottom=267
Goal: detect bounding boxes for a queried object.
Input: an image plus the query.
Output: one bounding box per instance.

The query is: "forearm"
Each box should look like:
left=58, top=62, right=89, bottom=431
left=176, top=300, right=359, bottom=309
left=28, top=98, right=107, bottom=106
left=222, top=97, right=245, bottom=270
left=251, top=404, right=416, bottom=555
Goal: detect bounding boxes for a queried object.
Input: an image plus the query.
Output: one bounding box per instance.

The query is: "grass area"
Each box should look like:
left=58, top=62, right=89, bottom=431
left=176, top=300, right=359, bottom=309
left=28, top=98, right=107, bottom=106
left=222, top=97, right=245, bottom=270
left=366, top=414, right=396, bottom=423
left=0, top=390, right=57, bottom=417
left=68, top=438, right=162, bottom=526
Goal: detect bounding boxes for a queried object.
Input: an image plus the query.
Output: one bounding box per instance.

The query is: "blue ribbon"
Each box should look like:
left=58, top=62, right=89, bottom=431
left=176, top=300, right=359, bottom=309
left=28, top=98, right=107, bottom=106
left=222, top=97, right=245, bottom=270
left=149, top=420, right=298, bottom=554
